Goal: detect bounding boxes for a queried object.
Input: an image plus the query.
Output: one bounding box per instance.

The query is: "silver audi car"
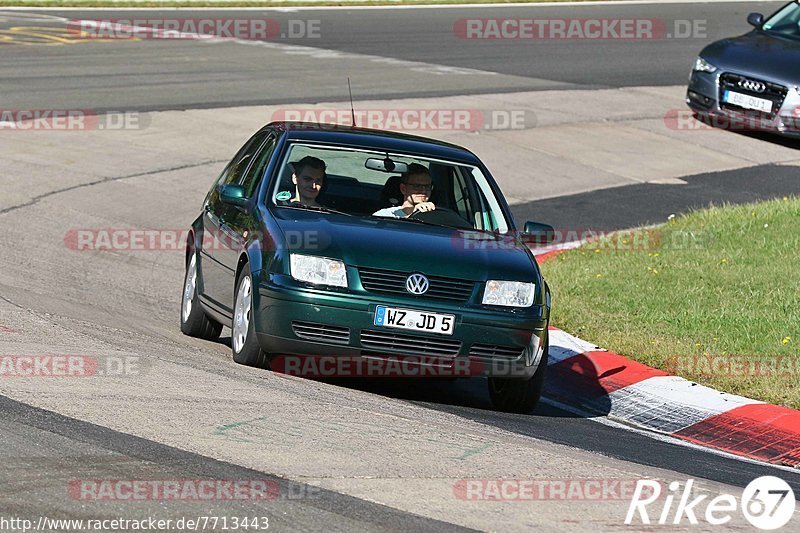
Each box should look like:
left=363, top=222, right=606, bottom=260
left=687, top=1, right=800, bottom=135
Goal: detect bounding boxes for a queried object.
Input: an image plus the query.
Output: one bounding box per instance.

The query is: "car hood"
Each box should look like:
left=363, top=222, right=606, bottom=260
left=702, top=31, right=800, bottom=83
left=272, top=209, right=538, bottom=282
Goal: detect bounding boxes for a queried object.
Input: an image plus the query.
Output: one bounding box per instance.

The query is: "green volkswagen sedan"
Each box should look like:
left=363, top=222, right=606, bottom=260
left=181, top=122, right=554, bottom=413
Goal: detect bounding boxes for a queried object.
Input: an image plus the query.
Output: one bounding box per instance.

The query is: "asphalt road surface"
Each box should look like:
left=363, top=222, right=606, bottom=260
left=0, top=2, right=787, bottom=111
left=2, top=2, right=800, bottom=531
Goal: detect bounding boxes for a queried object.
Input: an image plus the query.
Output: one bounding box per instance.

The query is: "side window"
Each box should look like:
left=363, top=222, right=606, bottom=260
left=223, top=131, right=270, bottom=187
left=240, top=134, right=277, bottom=197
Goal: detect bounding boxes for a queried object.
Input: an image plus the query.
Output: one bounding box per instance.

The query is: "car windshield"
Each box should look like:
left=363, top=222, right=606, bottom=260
left=269, top=142, right=511, bottom=233
left=762, top=1, right=800, bottom=38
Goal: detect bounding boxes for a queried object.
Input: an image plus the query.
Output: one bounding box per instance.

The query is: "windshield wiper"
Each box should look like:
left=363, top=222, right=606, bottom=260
left=282, top=203, right=353, bottom=217
left=371, top=214, right=464, bottom=230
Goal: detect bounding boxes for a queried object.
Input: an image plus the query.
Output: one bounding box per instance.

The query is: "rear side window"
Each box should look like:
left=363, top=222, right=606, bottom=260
left=223, top=131, right=270, bottom=187
left=240, top=134, right=277, bottom=197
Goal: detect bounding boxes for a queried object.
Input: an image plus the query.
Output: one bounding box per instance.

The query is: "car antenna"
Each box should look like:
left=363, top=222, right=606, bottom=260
left=347, top=77, right=358, bottom=127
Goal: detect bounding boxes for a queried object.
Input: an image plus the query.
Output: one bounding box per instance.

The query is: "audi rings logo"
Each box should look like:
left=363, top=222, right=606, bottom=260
left=406, top=273, right=430, bottom=295
left=738, top=79, right=766, bottom=93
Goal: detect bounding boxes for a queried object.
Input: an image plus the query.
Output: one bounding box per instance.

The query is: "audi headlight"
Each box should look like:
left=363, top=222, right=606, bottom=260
left=692, top=56, right=717, bottom=73
left=482, top=280, right=535, bottom=307
left=289, top=254, right=347, bottom=287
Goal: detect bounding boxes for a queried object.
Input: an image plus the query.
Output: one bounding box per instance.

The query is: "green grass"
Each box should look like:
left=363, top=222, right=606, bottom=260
left=0, top=0, right=604, bottom=8
left=540, top=197, right=800, bottom=409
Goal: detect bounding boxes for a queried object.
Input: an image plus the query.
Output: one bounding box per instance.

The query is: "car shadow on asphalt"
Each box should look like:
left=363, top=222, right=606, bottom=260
left=313, top=359, right=614, bottom=420
left=736, top=130, right=800, bottom=150
left=511, top=159, right=800, bottom=234
left=216, top=338, right=614, bottom=419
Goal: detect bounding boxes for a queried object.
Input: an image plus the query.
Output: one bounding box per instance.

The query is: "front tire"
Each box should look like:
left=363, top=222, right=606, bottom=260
left=181, top=252, right=223, bottom=340
left=232, top=263, right=268, bottom=368
left=488, top=338, right=548, bottom=414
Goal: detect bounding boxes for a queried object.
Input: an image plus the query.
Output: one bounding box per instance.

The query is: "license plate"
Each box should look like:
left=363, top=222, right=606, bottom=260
left=374, top=306, right=455, bottom=335
left=723, top=90, right=773, bottom=113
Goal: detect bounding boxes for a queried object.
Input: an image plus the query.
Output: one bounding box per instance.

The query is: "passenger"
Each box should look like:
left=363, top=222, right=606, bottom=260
left=373, top=163, right=435, bottom=218
left=290, top=156, right=326, bottom=207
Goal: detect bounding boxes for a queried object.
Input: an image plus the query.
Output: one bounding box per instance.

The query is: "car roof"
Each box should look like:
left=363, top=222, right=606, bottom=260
left=267, top=121, right=482, bottom=165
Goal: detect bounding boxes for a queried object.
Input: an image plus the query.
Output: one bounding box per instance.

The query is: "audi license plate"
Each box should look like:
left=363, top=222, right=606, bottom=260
left=723, top=90, right=773, bottom=113
left=374, top=306, right=455, bottom=335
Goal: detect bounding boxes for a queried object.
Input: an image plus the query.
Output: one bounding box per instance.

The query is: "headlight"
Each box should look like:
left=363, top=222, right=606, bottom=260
left=482, top=280, right=535, bottom=307
left=289, top=254, right=347, bottom=287
left=692, top=56, right=717, bottom=73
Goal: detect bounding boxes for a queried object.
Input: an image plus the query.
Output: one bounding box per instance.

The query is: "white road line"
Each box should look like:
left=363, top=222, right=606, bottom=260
left=68, top=18, right=501, bottom=78
left=0, top=11, right=70, bottom=22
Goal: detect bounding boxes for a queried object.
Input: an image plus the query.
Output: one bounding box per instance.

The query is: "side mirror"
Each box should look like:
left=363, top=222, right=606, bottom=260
left=220, top=184, right=248, bottom=208
left=747, top=12, right=764, bottom=27
left=523, top=221, right=556, bottom=246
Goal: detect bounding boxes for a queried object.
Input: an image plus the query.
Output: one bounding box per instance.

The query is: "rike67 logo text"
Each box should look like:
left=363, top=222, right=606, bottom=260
left=626, top=477, right=795, bottom=530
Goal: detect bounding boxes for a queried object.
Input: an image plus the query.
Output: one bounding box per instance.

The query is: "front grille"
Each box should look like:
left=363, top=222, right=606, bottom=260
left=719, top=72, right=787, bottom=119
left=360, top=329, right=462, bottom=357
left=292, top=321, right=350, bottom=344
left=358, top=267, right=475, bottom=302
left=469, top=343, right=525, bottom=360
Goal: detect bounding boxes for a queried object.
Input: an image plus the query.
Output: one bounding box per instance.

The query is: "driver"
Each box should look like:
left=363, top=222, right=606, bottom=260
left=373, top=163, right=435, bottom=218
left=290, top=156, right=326, bottom=207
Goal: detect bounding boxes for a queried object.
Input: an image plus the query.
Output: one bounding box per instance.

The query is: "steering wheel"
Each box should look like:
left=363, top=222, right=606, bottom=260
left=408, top=207, right=474, bottom=230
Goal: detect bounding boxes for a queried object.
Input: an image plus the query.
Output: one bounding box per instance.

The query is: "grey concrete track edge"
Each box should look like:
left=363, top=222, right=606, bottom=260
left=0, top=394, right=474, bottom=532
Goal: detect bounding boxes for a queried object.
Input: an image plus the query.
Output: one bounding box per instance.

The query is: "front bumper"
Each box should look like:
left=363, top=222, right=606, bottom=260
left=254, top=272, right=548, bottom=379
left=686, top=70, right=800, bottom=136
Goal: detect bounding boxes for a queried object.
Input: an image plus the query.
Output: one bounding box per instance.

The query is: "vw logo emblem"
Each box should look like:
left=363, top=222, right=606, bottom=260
left=405, top=273, right=429, bottom=295
left=739, top=79, right=766, bottom=93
